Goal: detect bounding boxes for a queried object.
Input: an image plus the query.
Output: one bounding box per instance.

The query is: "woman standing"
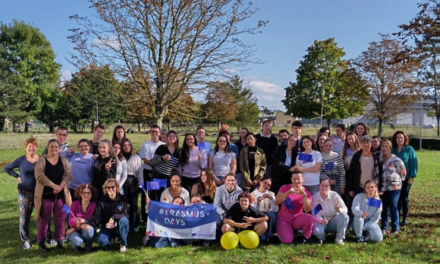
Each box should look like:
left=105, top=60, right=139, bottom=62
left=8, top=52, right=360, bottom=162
left=152, top=130, right=181, bottom=199
left=320, top=139, right=346, bottom=196
left=381, top=139, right=406, bottom=235
left=371, top=136, right=382, bottom=155
left=239, top=133, right=267, bottom=191
left=391, top=131, right=418, bottom=226
left=92, top=139, right=117, bottom=199
left=66, top=139, right=94, bottom=201
left=209, top=135, right=236, bottom=183
left=67, top=184, right=97, bottom=252
left=4, top=138, right=39, bottom=250
left=191, top=169, right=219, bottom=203
left=316, top=133, right=328, bottom=153
left=275, top=170, right=314, bottom=244
left=34, top=139, right=72, bottom=252
left=352, top=180, right=383, bottom=242
left=271, top=134, right=298, bottom=193
left=342, top=132, right=361, bottom=170
left=121, top=139, right=143, bottom=232
left=347, top=136, right=382, bottom=198
left=159, top=173, right=190, bottom=205
left=113, top=142, right=127, bottom=194
left=112, top=125, right=127, bottom=145
left=354, top=123, right=368, bottom=139
left=294, top=136, right=322, bottom=196
left=179, top=133, right=207, bottom=192
left=312, top=179, right=349, bottom=245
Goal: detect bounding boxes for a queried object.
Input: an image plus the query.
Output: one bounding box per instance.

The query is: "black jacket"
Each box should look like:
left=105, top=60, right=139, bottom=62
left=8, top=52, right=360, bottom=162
left=87, top=193, right=129, bottom=227
left=92, top=156, right=117, bottom=198
left=271, top=145, right=298, bottom=193
left=347, top=150, right=383, bottom=193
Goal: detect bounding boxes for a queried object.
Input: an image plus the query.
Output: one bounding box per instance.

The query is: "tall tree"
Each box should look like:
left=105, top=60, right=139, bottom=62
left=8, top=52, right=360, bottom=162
left=68, top=0, right=267, bottom=127
left=203, top=81, right=238, bottom=130
left=354, top=34, right=422, bottom=136
left=0, top=20, right=61, bottom=131
left=229, top=75, right=259, bottom=130
left=395, top=0, right=439, bottom=135
left=283, top=38, right=368, bottom=127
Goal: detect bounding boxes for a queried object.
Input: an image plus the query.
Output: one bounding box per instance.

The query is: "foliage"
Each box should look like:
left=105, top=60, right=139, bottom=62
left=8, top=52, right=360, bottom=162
left=68, top=0, right=267, bottom=127
left=60, top=64, right=122, bottom=132
left=203, top=80, right=238, bottom=128
left=354, top=34, right=422, bottom=136
left=229, top=75, right=260, bottom=130
left=0, top=20, right=61, bottom=128
left=283, top=38, right=368, bottom=127
left=395, top=0, right=440, bottom=135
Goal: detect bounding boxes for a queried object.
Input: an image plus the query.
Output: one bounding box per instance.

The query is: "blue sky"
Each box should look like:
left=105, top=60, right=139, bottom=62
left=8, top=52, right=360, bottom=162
left=0, top=0, right=421, bottom=111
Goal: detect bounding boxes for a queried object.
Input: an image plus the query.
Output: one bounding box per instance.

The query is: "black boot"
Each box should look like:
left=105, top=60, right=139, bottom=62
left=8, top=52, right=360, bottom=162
left=57, top=240, right=64, bottom=249
left=39, top=241, right=49, bottom=252
left=401, top=217, right=409, bottom=226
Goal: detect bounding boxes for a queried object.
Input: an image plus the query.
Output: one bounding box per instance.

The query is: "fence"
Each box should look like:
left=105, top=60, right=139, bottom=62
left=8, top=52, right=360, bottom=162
left=0, top=134, right=53, bottom=150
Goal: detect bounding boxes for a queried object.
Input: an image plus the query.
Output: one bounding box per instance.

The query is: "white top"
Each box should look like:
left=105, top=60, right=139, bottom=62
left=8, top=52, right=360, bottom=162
left=296, top=150, right=322, bottom=186
left=140, top=140, right=165, bottom=170
left=312, top=191, right=347, bottom=221
left=332, top=137, right=344, bottom=156
left=160, top=188, right=190, bottom=205
left=259, top=132, right=272, bottom=138
left=126, top=154, right=143, bottom=184
left=251, top=189, right=279, bottom=213
left=210, top=151, right=236, bottom=178
left=115, top=158, right=127, bottom=194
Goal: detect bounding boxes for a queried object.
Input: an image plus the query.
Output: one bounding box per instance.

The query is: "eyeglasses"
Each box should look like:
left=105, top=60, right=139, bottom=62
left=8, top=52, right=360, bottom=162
left=106, top=186, right=116, bottom=190
left=218, top=140, right=227, bottom=143
left=82, top=191, right=91, bottom=195
left=79, top=145, right=89, bottom=148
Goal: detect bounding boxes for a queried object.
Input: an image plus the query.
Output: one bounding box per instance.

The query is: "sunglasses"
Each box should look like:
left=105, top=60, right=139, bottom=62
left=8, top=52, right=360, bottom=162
left=106, top=186, right=116, bottom=190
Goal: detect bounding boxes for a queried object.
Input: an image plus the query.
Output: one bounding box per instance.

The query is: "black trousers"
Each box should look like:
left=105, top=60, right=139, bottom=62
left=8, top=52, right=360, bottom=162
left=181, top=176, right=201, bottom=194
left=141, top=169, right=152, bottom=223
left=124, top=175, right=140, bottom=228
left=398, top=178, right=413, bottom=219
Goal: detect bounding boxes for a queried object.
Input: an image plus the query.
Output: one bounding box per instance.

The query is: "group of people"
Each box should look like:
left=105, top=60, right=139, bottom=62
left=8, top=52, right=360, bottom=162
left=4, top=121, right=418, bottom=252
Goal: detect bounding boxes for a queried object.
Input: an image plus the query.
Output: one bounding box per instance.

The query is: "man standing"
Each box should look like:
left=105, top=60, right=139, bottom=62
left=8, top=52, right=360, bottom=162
left=196, top=127, right=213, bottom=155
left=291, top=120, right=303, bottom=151
left=140, top=125, right=165, bottom=223
left=90, top=124, right=105, bottom=155
left=278, top=129, right=290, bottom=145
left=255, top=120, right=278, bottom=176
left=332, top=124, right=346, bottom=155
left=42, top=126, right=70, bottom=156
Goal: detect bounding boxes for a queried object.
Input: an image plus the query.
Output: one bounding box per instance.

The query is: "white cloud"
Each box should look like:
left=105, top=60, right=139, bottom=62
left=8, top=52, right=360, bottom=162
left=244, top=76, right=286, bottom=111
left=61, top=70, right=72, bottom=82
left=92, top=37, right=120, bottom=49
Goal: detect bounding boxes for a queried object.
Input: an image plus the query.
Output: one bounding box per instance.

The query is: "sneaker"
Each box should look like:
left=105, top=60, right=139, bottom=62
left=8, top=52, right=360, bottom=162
left=74, top=246, right=85, bottom=252
left=45, top=239, right=57, bottom=246
left=142, top=236, right=150, bottom=246
left=56, top=240, right=64, bottom=249
left=335, top=238, right=345, bottom=245
left=133, top=226, right=139, bottom=233
left=120, top=244, right=127, bottom=253
left=39, top=241, right=50, bottom=252
left=357, top=236, right=368, bottom=243
left=391, top=231, right=399, bottom=235
left=22, top=241, right=31, bottom=250
left=401, top=217, right=409, bottom=226
left=270, top=234, right=281, bottom=244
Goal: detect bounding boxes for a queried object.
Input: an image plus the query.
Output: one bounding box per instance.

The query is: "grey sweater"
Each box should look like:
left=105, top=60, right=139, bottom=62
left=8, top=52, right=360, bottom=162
left=214, top=184, right=243, bottom=215
left=352, top=193, right=382, bottom=230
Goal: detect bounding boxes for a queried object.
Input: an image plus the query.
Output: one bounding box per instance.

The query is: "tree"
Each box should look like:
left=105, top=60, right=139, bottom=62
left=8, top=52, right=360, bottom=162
left=203, top=81, right=238, bottom=130
left=61, top=64, right=123, bottom=132
left=395, top=0, right=440, bottom=135
left=282, top=38, right=368, bottom=127
left=0, top=20, right=61, bottom=131
left=35, top=85, right=63, bottom=132
left=228, top=75, right=259, bottom=130
left=68, top=0, right=267, bottom=127
left=354, top=34, right=422, bottom=136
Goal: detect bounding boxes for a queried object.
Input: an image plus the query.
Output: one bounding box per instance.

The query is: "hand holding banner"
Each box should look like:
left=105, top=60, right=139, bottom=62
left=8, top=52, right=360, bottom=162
left=312, top=204, right=323, bottom=216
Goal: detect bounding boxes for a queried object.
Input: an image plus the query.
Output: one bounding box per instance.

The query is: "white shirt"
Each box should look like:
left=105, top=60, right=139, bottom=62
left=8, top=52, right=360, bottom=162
left=296, top=150, right=322, bottom=186
left=259, top=132, right=272, bottom=138
left=140, top=140, right=165, bottom=170
left=312, top=191, right=347, bottom=221
left=251, top=189, right=279, bottom=213
left=160, top=188, right=190, bottom=205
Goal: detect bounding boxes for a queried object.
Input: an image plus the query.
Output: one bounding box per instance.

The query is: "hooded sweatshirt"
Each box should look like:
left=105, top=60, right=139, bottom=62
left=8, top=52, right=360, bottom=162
left=213, top=184, right=243, bottom=215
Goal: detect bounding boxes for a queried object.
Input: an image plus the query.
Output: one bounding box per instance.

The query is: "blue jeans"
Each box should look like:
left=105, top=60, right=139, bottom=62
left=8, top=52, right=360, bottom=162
left=97, top=217, right=129, bottom=247
left=69, top=227, right=95, bottom=250
left=147, top=237, right=181, bottom=248
left=381, top=190, right=401, bottom=232
left=313, top=213, right=349, bottom=241
left=260, top=211, right=277, bottom=241
left=235, top=173, right=242, bottom=186
left=304, top=184, right=320, bottom=196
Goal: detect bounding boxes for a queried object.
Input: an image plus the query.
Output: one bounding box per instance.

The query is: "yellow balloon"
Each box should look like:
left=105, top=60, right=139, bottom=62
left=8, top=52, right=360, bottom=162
left=221, top=232, right=239, bottom=250
left=238, top=230, right=259, bottom=249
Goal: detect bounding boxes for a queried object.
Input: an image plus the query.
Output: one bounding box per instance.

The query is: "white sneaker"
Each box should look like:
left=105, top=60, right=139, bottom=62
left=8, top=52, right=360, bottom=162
left=22, top=241, right=31, bottom=250
left=142, top=236, right=150, bottom=246
left=120, top=244, right=127, bottom=253
left=335, top=238, right=345, bottom=245
left=133, top=226, right=139, bottom=233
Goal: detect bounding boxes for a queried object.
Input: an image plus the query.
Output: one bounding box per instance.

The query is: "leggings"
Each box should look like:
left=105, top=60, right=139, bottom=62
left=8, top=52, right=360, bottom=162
left=18, top=189, right=34, bottom=242
left=276, top=213, right=314, bottom=244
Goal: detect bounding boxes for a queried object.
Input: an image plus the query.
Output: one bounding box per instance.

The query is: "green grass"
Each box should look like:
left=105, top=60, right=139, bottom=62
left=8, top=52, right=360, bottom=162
left=0, top=148, right=439, bottom=263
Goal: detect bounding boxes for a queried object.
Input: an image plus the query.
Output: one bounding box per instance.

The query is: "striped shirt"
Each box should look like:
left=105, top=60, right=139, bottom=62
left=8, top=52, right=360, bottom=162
left=320, top=151, right=346, bottom=187
left=152, top=145, right=180, bottom=178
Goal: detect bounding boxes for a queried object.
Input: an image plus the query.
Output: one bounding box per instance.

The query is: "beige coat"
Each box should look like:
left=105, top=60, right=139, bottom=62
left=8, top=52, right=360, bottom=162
left=239, top=146, right=267, bottom=189
left=34, top=155, right=71, bottom=223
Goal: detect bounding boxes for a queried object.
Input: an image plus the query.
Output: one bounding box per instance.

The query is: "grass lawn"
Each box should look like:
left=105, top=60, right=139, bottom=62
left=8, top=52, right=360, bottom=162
left=0, top=147, right=438, bottom=263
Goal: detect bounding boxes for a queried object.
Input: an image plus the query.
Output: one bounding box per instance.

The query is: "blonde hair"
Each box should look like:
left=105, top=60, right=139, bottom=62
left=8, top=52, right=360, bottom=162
left=102, top=178, right=120, bottom=195
left=364, top=180, right=379, bottom=199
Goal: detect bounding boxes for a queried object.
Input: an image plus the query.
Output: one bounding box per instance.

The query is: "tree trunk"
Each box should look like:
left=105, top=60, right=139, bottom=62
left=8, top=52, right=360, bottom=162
left=378, top=119, right=383, bottom=137
left=138, top=122, right=141, bottom=133
left=25, top=122, right=29, bottom=133
left=327, top=119, right=331, bottom=128
left=49, top=124, right=55, bottom=133
left=91, top=120, right=95, bottom=133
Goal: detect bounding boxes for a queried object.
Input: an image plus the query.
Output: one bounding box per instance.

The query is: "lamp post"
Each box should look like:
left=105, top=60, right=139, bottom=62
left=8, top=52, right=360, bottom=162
left=260, top=105, right=266, bottom=124
left=95, top=101, right=99, bottom=124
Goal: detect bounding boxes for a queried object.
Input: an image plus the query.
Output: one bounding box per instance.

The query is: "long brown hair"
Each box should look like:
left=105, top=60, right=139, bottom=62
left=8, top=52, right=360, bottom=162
left=342, top=132, right=361, bottom=161
left=198, top=168, right=217, bottom=199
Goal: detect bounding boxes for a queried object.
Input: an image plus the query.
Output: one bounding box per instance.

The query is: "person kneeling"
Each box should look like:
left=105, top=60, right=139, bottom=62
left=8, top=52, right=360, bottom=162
left=85, top=179, right=130, bottom=253
left=312, top=179, right=349, bottom=245
left=222, top=192, right=268, bottom=238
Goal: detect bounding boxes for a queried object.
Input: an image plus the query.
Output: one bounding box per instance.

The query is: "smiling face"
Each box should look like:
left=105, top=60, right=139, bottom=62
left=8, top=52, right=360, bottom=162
left=170, top=175, right=181, bottom=189
left=217, top=136, right=228, bottom=150
left=185, top=135, right=195, bottom=148
left=279, top=132, right=289, bottom=143
left=47, top=141, right=60, bottom=156
left=56, top=129, right=68, bottom=145
left=79, top=141, right=90, bottom=155
left=372, top=138, right=381, bottom=149
left=239, top=129, right=248, bottom=140
left=381, top=142, right=392, bottom=155
left=25, top=143, right=37, bottom=156
left=122, top=141, right=131, bottom=153
left=196, top=128, right=205, bottom=141
left=99, top=142, right=110, bottom=157
left=361, top=141, right=371, bottom=152
left=365, top=182, right=377, bottom=197
left=113, top=143, right=121, bottom=156
left=225, top=175, right=237, bottom=191
left=167, top=133, right=177, bottom=145
left=149, top=127, right=160, bottom=142
left=319, top=180, right=331, bottom=197
left=115, top=128, right=125, bottom=141
left=347, top=134, right=356, bottom=147
left=94, top=128, right=105, bottom=141
left=335, top=127, right=344, bottom=138
left=396, top=133, right=405, bottom=146
left=287, top=136, right=297, bottom=149
left=302, top=138, right=313, bottom=151
left=239, top=197, right=250, bottom=211
left=259, top=178, right=271, bottom=192
left=291, top=173, right=303, bottom=188
left=105, top=182, right=117, bottom=199
left=318, top=135, right=327, bottom=148
left=323, top=140, right=333, bottom=153
left=200, top=170, right=207, bottom=183
left=356, top=125, right=365, bottom=137
left=80, top=186, right=92, bottom=203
